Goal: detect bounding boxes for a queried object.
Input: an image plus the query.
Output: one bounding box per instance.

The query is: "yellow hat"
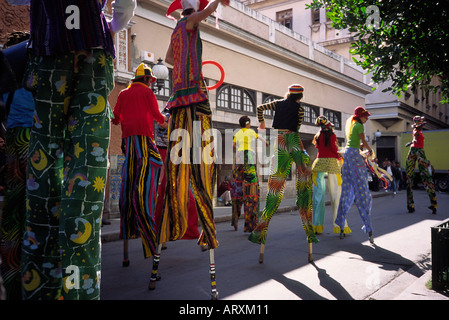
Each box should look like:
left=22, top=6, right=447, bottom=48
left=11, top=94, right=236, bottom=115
left=133, top=63, right=157, bottom=83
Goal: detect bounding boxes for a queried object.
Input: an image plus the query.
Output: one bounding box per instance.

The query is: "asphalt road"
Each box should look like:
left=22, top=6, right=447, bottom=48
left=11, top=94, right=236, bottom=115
left=100, top=189, right=449, bottom=302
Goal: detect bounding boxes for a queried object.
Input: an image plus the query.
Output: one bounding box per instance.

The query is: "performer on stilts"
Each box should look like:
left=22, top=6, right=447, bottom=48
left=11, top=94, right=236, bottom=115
left=112, top=63, right=167, bottom=265
left=231, top=116, right=267, bottom=232
left=405, top=116, right=437, bottom=214
left=311, top=116, right=351, bottom=235
left=248, top=84, right=318, bottom=264
left=335, top=107, right=374, bottom=244
left=150, top=0, right=228, bottom=300
left=15, top=0, right=136, bottom=300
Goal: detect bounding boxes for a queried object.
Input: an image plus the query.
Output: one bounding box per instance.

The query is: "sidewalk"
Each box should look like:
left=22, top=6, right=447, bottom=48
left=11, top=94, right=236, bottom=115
left=100, top=190, right=449, bottom=300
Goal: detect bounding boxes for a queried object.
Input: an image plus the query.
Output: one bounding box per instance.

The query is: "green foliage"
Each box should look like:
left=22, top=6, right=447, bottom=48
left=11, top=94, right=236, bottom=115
left=307, top=0, right=449, bottom=103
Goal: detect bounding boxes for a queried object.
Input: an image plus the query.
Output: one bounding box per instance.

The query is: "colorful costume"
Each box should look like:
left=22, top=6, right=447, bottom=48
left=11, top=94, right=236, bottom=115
left=231, top=127, right=260, bottom=232
left=0, top=87, right=34, bottom=299
left=335, top=107, right=373, bottom=241
left=248, top=85, right=317, bottom=246
left=151, top=0, right=223, bottom=300
left=112, top=64, right=166, bottom=258
left=405, top=116, right=437, bottom=214
left=158, top=13, right=217, bottom=249
left=311, top=116, right=351, bottom=234
left=17, top=0, right=135, bottom=300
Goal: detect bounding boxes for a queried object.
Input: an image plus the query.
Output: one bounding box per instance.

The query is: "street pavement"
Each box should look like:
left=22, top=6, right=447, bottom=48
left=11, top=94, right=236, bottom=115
left=100, top=189, right=449, bottom=301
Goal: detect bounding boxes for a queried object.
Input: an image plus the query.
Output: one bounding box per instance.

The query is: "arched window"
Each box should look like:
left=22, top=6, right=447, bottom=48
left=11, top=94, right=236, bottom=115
left=217, top=84, right=256, bottom=114
left=301, top=103, right=319, bottom=125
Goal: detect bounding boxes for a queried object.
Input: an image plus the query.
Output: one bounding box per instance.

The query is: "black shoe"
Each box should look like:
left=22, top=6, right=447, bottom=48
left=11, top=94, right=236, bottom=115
left=408, top=207, right=415, bottom=213
left=428, top=206, right=437, bottom=214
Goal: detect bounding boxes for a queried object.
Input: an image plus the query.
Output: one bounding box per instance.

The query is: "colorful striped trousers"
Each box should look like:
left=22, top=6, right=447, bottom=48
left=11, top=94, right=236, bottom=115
left=248, top=132, right=317, bottom=245
left=21, top=50, right=113, bottom=300
left=119, top=135, right=162, bottom=258
left=231, top=150, right=260, bottom=232
left=158, top=104, right=217, bottom=249
left=335, top=147, right=373, bottom=233
left=405, top=147, right=437, bottom=210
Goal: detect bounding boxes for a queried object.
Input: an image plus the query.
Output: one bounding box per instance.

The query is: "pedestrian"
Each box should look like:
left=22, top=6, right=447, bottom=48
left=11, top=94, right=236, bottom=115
left=311, top=115, right=351, bottom=235
left=385, top=161, right=393, bottom=192
left=405, top=116, right=437, bottom=214
left=112, top=63, right=168, bottom=261
left=0, top=31, right=35, bottom=300
left=11, top=0, right=136, bottom=300
left=151, top=0, right=229, bottom=299
left=391, top=161, right=402, bottom=194
left=231, top=115, right=267, bottom=232
left=335, top=106, right=374, bottom=244
left=248, top=84, right=318, bottom=263
left=218, top=176, right=232, bottom=206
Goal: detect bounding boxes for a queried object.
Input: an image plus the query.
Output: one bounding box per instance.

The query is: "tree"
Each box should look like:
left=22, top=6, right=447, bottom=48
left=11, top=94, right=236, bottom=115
left=307, top=0, right=449, bottom=103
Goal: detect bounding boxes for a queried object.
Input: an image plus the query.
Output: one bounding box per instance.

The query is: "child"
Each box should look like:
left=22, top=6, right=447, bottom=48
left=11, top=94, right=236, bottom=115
left=231, top=116, right=267, bottom=232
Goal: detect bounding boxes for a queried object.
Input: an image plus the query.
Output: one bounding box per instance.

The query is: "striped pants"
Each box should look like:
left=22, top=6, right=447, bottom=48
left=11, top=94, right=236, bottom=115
left=158, top=104, right=217, bottom=249
left=231, top=150, right=260, bottom=232
left=120, top=135, right=162, bottom=258
left=248, top=132, right=317, bottom=245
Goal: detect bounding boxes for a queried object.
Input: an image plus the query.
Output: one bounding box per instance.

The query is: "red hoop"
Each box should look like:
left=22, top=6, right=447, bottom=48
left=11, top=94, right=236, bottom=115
left=202, top=60, right=225, bottom=91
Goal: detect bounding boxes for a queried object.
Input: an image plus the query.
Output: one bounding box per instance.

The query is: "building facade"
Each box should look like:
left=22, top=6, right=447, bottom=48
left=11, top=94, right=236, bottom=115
left=241, top=0, right=449, bottom=165
left=1, top=0, right=372, bottom=214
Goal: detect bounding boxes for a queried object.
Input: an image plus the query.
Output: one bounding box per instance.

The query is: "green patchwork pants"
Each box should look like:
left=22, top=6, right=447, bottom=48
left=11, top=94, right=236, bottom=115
left=21, top=50, right=113, bottom=300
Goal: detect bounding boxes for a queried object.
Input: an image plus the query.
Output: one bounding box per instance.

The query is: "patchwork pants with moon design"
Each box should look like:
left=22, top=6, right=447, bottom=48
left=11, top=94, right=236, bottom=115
left=21, top=49, right=113, bottom=300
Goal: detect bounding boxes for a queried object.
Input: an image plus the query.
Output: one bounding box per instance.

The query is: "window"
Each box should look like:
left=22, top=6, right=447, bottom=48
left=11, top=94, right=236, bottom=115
left=217, top=84, right=256, bottom=114
left=323, top=109, right=342, bottom=130
left=311, top=9, right=320, bottom=24
left=301, top=103, right=319, bottom=125
left=276, top=9, right=293, bottom=29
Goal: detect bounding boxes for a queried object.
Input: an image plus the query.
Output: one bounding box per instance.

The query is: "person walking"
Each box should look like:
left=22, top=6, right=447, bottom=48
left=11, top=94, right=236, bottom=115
left=335, top=106, right=374, bottom=243
left=231, top=116, right=267, bottom=232
left=248, top=84, right=318, bottom=263
left=112, top=63, right=167, bottom=260
left=311, top=116, right=351, bottom=235
left=405, top=116, right=437, bottom=214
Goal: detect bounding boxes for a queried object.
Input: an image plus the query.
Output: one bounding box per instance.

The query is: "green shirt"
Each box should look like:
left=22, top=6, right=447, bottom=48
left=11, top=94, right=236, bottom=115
left=347, top=122, right=364, bottom=148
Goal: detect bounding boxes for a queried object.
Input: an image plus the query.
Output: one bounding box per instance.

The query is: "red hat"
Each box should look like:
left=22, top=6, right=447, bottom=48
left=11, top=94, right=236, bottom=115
left=288, top=84, right=304, bottom=94
left=354, top=106, right=371, bottom=118
left=166, top=0, right=209, bottom=18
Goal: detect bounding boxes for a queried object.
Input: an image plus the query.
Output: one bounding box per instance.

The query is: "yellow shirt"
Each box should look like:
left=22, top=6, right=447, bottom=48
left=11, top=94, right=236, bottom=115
left=233, top=128, right=258, bottom=152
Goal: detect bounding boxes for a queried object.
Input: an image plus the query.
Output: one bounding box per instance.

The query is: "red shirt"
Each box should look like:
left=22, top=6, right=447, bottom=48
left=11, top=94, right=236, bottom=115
left=112, top=82, right=165, bottom=139
left=411, top=129, right=424, bottom=148
left=315, top=133, right=340, bottom=159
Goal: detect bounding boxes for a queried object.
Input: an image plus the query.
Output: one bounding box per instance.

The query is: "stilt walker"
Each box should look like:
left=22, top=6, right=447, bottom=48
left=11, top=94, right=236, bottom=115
left=335, top=107, right=375, bottom=244
left=150, top=0, right=228, bottom=300
left=18, top=0, right=136, bottom=300
left=112, top=64, right=167, bottom=264
left=405, top=116, right=437, bottom=214
left=311, top=116, right=351, bottom=235
left=248, top=84, right=318, bottom=263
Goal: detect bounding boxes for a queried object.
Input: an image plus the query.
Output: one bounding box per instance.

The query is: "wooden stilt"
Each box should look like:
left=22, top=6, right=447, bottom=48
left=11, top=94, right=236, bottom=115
left=209, top=249, right=218, bottom=300
left=259, top=244, right=265, bottom=264
left=148, top=244, right=162, bottom=290
left=308, top=242, right=313, bottom=263
left=122, top=239, right=130, bottom=267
